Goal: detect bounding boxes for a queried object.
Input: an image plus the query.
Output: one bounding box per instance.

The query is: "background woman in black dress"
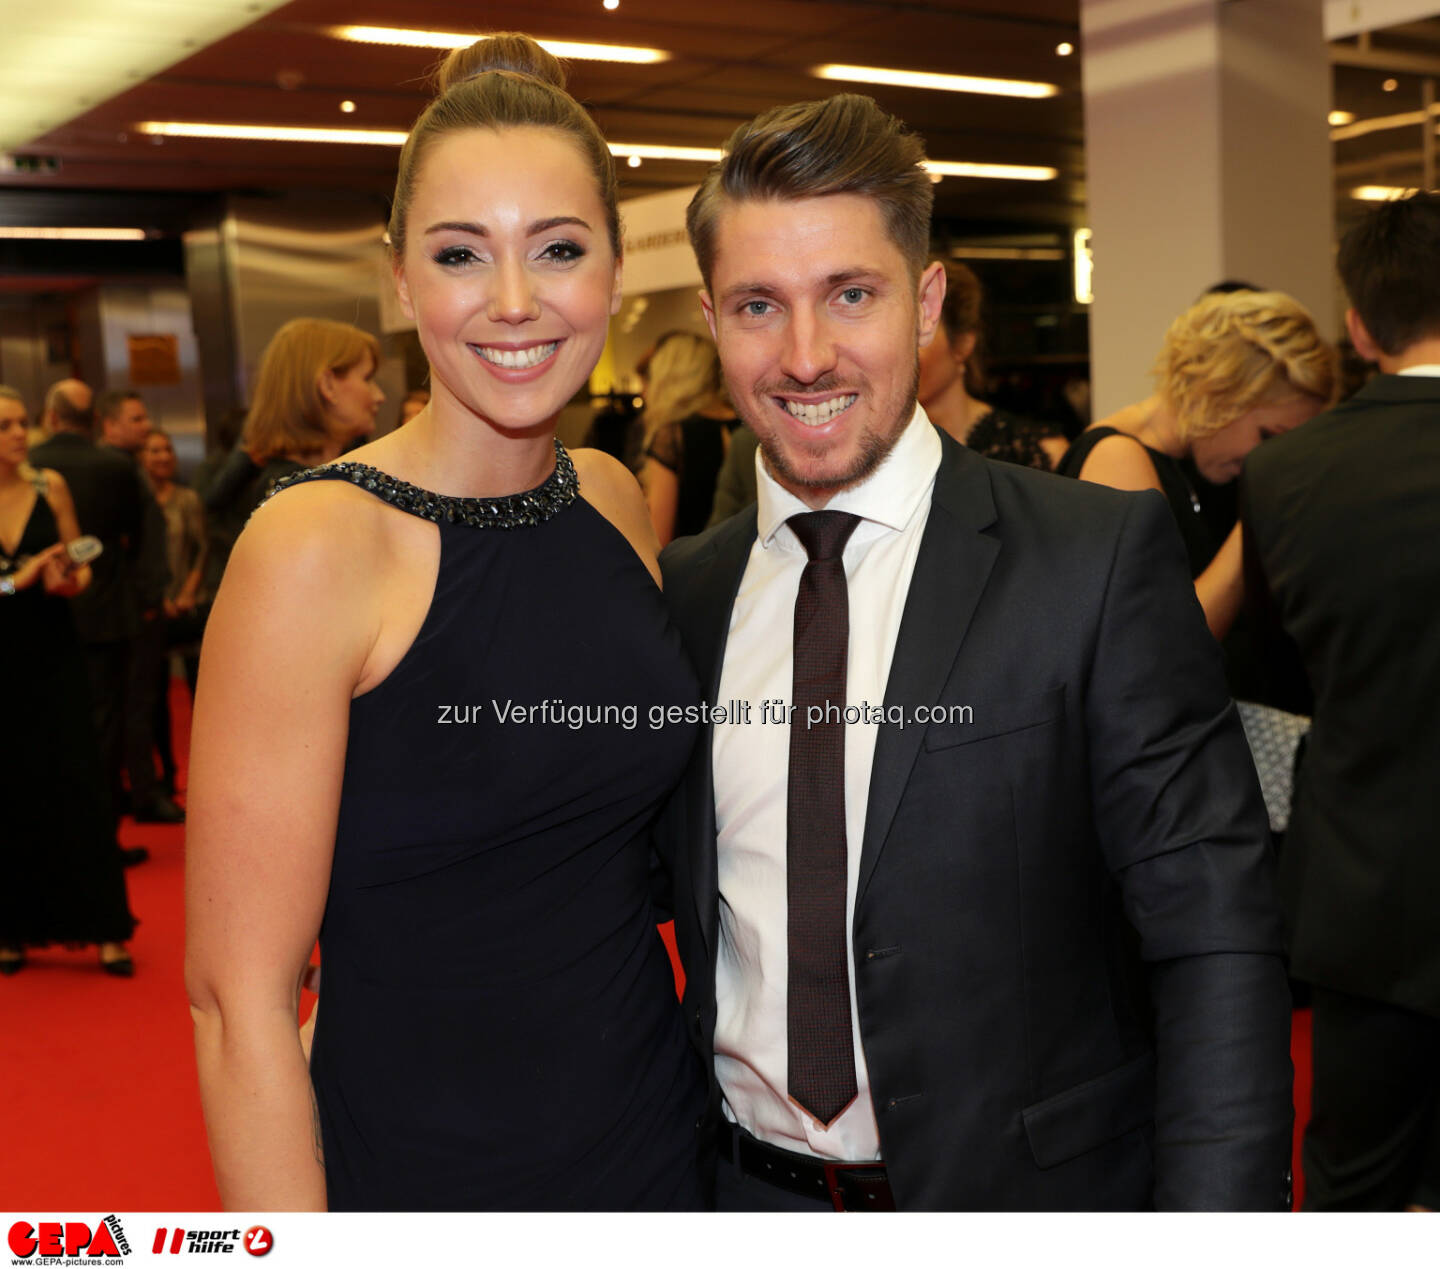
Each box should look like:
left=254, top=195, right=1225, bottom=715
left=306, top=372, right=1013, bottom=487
left=917, top=260, right=1068, bottom=470
left=187, top=33, right=704, bottom=1211
left=638, top=331, right=738, bottom=544
left=1059, top=290, right=1336, bottom=638
left=0, top=386, right=137, bottom=976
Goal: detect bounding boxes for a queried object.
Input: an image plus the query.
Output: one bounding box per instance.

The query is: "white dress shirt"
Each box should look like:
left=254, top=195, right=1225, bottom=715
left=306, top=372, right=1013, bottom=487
left=711, top=404, right=942, bottom=1161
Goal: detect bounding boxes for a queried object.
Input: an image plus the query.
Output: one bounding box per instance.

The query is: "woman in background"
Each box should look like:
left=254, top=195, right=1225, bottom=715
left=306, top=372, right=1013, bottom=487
left=186, top=33, right=704, bottom=1212
left=0, top=385, right=136, bottom=976
left=1059, top=290, right=1336, bottom=638
left=203, top=319, right=383, bottom=586
left=141, top=427, right=207, bottom=791
left=637, top=331, right=737, bottom=544
left=918, top=260, right=1068, bottom=470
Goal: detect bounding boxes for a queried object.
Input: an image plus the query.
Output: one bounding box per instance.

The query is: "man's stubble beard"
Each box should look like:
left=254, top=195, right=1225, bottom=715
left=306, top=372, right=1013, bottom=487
left=747, top=357, right=920, bottom=502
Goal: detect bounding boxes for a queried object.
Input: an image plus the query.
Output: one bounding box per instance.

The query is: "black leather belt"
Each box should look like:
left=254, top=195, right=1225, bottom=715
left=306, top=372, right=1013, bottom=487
left=716, top=1120, right=895, bottom=1211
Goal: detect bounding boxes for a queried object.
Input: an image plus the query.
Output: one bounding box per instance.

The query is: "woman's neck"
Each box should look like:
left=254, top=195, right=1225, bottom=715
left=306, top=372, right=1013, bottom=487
left=352, top=394, right=560, bottom=499
left=0, top=460, right=25, bottom=490
left=150, top=475, right=174, bottom=500
left=924, top=377, right=991, bottom=445
left=1096, top=395, right=1187, bottom=458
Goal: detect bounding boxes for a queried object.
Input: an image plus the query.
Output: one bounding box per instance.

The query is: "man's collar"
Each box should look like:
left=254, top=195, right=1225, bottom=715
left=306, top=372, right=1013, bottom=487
left=754, top=403, right=942, bottom=548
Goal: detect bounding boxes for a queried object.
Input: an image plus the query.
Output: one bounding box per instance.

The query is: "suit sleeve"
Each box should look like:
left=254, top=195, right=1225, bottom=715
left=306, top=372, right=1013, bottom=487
left=1085, top=492, right=1294, bottom=1211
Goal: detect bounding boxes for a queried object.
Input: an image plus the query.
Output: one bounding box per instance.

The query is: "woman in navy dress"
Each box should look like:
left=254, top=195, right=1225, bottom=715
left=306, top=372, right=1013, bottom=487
left=186, top=33, right=705, bottom=1210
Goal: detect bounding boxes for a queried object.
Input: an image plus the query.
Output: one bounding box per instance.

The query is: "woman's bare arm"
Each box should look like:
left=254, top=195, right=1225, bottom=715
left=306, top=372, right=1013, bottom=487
left=185, top=487, right=380, bottom=1210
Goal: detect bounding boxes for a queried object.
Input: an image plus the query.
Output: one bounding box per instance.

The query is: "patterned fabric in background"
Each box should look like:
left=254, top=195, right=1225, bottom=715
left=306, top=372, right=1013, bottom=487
left=1235, top=700, right=1312, bottom=833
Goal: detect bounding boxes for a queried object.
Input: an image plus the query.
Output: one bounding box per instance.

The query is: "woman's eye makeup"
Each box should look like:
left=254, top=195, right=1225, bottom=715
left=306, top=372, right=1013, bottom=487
left=538, top=239, right=585, bottom=263
left=433, top=245, right=481, bottom=267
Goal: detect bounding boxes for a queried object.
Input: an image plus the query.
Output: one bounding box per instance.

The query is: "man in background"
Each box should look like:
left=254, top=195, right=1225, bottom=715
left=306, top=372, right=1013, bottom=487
left=1245, top=190, right=1440, bottom=1211
left=95, top=389, right=181, bottom=825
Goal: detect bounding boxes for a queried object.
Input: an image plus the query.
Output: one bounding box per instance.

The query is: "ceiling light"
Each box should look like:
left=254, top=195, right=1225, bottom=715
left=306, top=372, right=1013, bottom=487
left=0, top=0, right=294, bottom=152
left=1330, top=105, right=1439, bottom=141
left=1327, top=110, right=1355, bottom=125
left=331, top=26, right=668, bottom=63
left=1056, top=42, right=1074, bottom=57
left=0, top=227, right=146, bottom=240
left=138, top=121, right=407, bottom=144
left=627, top=154, right=641, bottom=168
left=603, top=0, right=620, bottom=8
left=1351, top=185, right=1416, bottom=200
left=814, top=63, right=1059, bottom=99
left=340, top=100, right=357, bottom=114
left=135, top=126, right=725, bottom=164
left=1383, top=77, right=1399, bottom=91
left=131, top=125, right=1061, bottom=184
left=922, top=160, right=1057, bottom=181
left=608, top=142, right=722, bottom=162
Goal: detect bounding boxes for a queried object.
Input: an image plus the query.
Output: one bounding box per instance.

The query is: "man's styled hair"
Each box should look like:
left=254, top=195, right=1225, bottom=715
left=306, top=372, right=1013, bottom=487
left=1337, top=190, right=1440, bottom=356
left=686, top=94, right=934, bottom=289
left=95, top=389, right=142, bottom=424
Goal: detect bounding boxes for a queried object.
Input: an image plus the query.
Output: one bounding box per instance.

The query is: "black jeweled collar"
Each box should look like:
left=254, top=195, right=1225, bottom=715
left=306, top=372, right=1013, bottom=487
left=263, top=438, right=579, bottom=529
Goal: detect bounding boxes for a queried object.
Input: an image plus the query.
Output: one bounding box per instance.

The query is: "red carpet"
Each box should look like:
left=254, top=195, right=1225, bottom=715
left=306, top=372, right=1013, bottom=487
left=0, top=678, right=1312, bottom=1211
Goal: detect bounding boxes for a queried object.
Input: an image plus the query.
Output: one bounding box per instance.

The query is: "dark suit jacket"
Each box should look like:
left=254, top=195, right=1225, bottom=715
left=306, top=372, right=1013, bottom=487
left=29, top=431, right=147, bottom=644
left=660, top=430, right=1294, bottom=1210
left=1243, top=374, right=1440, bottom=1019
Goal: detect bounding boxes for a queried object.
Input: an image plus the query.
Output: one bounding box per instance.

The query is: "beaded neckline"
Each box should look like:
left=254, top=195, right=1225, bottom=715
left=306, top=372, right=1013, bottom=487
left=263, top=438, right=578, bottom=529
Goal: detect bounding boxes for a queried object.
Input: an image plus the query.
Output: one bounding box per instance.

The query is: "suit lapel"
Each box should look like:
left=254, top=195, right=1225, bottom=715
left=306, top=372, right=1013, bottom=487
left=678, top=509, right=758, bottom=967
left=857, top=436, right=999, bottom=905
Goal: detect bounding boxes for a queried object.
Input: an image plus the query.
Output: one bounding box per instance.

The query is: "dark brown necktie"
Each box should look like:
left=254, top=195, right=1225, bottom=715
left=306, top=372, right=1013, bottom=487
left=786, top=509, right=861, bottom=1128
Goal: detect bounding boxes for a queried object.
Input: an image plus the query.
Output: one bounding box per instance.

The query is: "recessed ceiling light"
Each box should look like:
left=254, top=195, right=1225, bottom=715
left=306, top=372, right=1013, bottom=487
left=1056, top=42, right=1074, bottom=57
left=814, top=63, right=1058, bottom=99
left=1383, top=77, right=1399, bottom=91
left=1351, top=184, right=1416, bottom=200
left=0, top=227, right=147, bottom=240
left=1327, top=110, right=1355, bottom=125
left=137, top=121, right=407, bottom=144
left=922, top=160, right=1058, bottom=181
left=608, top=142, right=722, bottom=162
left=627, top=154, right=641, bottom=167
left=603, top=0, right=620, bottom=9
left=330, top=26, right=668, bottom=64
left=134, top=124, right=1062, bottom=184
left=339, top=100, right=357, bottom=114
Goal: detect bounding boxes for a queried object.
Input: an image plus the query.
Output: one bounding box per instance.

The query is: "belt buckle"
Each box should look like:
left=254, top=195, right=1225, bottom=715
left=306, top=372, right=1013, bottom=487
left=822, top=1160, right=882, bottom=1212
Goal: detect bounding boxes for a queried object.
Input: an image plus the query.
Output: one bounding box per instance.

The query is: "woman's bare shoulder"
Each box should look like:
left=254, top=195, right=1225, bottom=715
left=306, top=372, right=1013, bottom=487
left=569, top=447, right=662, bottom=581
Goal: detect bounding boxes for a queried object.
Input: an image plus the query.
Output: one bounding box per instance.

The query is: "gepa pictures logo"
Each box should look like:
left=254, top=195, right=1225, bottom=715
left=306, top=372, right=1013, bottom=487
left=8, top=1216, right=130, bottom=1263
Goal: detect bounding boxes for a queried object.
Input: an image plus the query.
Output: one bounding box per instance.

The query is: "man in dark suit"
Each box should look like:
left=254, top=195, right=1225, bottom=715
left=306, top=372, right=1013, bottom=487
left=1244, top=191, right=1440, bottom=1211
left=95, top=389, right=182, bottom=824
left=658, top=94, right=1294, bottom=1210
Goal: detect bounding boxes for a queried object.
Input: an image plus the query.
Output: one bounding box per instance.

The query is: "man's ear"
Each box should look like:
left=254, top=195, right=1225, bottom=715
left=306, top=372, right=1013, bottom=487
left=393, top=258, right=415, bottom=322
left=916, top=260, right=946, bottom=348
left=1345, top=307, right=1383, bottom=364
left=699, top=288, right=718, bottom=341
